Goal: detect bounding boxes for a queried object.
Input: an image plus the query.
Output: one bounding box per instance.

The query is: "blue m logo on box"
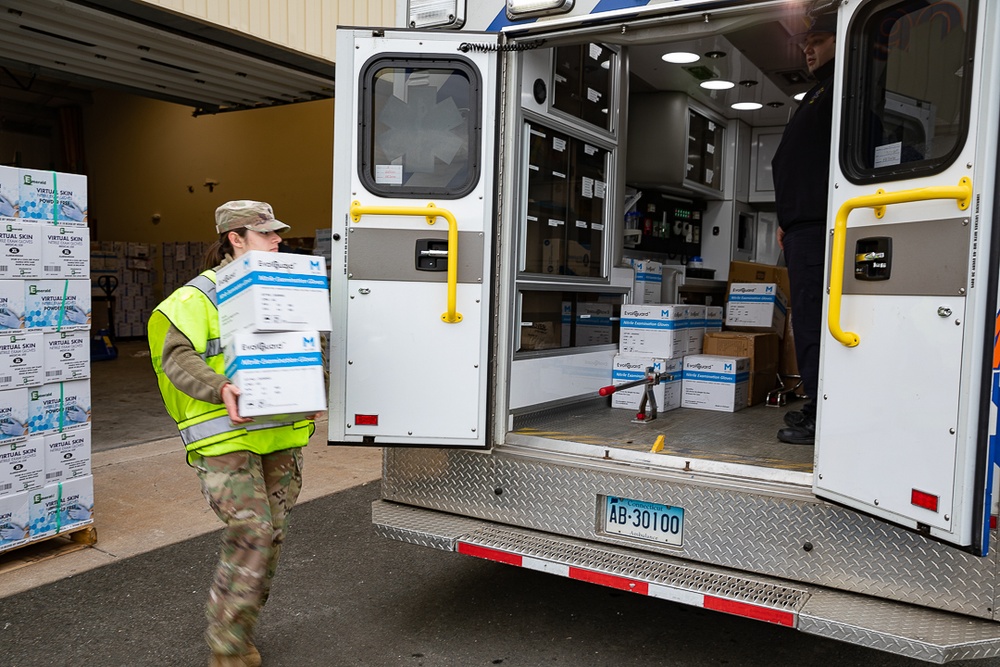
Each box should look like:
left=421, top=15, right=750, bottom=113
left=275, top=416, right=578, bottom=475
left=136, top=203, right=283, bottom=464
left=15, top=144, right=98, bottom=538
left=310, top=260, right=320, bottom=271
left=303, top=336, right=316, bottom=347
left=765, top=286, right=774, bottom=294
left=660, top=309, right=672, bottom=317
left=724, top=363, right=733, bottom=371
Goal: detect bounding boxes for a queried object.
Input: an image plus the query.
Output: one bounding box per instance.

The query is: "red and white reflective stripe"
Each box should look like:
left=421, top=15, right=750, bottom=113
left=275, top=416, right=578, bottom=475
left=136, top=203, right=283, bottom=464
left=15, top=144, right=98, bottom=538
left=457, top=541, right=796, bottom=628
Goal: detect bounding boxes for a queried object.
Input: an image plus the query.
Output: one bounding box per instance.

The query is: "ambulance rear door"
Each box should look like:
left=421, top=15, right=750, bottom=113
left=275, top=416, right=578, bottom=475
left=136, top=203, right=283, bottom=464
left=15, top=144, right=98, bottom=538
left=328, top=28, right=500, bottom=447
left=816, top=0, right=999, bottom=554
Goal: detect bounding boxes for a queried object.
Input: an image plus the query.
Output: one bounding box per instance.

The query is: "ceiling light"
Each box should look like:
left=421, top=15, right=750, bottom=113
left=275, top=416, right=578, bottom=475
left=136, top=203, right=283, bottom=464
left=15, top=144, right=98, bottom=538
left=662, top=52, right=699, bottom=64
left=794, top=92, right=807, bottom=101
left=731, top=102, right=763, bottom=111
left=766, top=101, right=785, bottom=108
left=700, top=80, right=735, bottom=90
left=705, top=51, right=726, bottom=59
left=739, top=79, right=759, bottom=87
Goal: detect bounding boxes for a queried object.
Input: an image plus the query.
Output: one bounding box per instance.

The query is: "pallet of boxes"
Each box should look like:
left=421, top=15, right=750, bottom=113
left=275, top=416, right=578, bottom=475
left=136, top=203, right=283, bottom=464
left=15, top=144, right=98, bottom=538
left=216, top=250, right=331, bottom=424
left=0, top=165, right=96, bottom=559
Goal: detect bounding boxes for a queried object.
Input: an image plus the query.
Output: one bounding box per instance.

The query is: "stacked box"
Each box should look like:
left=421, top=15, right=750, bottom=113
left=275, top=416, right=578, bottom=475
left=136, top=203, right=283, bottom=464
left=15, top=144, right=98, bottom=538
left=628, top=258, right=662, bottom=304
left=0, top=221, right=42, bottom=278
left=685, top=305, right=706, bottom=355
left=0, top=279, right=26, bottom=330
left=43, top=331, right=90, bottom=382
left=706, top=306, right=724, bottom=333
left=725, top=282, right=787, bottom=336
left=576, top=302, right=614, bottom=346
left=682, top=355, right=750, bottom=412
left=160, top=241, right=209, bottom=295
left=0, top=491, right=29, bottom=551
left=703, top=332, right=780, bottom=407
left=24, top=279, right=91, bottom=331
left=0, top=166, right=19, bottom=224
left=0, top=438, right=44, bottom=495
left=611, top=355, right=682, bottom=412
left=28, top=475, right=93, bottom=539
left=216, top=251, right=332, bottom=346
left=223, top=330, right=326, bottom=420
left=314, top=228, right=332, bottom=260
left=42, top=425, right=91, bottom=484
left=41, top=226, right=90, bottom=278
left=619, top=304, right=686, bottom=358
left=18, top=169, right=87, bottom=224
left=0, top=387, right=28, bottom=444
left=0, top=332, right=44, bottom=389
left=27, top=380, right=91, bottom=436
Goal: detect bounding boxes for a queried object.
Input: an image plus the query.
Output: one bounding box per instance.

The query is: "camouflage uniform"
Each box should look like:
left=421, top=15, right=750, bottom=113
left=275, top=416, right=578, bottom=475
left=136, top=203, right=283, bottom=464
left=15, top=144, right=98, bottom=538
left=192, top=447, right=304, bottom=656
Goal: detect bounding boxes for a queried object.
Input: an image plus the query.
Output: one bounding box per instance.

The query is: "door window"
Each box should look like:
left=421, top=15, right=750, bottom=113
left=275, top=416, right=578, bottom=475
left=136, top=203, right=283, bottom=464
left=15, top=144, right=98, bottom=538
left=359, top=55, right=482, bottom=197
left=843, top=0, right=977, bottom=182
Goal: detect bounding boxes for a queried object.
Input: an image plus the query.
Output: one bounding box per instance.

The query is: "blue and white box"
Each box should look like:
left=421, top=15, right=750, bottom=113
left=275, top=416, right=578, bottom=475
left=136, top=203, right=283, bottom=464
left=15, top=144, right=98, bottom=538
left=27, top=380, right=91, bottom=435
left=216, top=250, right=331, bottom=345
left=18, top=169, right=87, bottom=224
left=0, top=279, right=25, bottom=330
left=0, top=166, right=19, bottom=224
left=0, top=491, right=29, bottom=551
left=611, top=355, right=682, bottom=412
left=726, top=282, right=787, bottom=337
left=43, top=331, right=90, bottom=382
left=224, top=330, right=327, bottom=420
left=682, top=354, right=750, bottom=412
left=0, top=437, right=44, bottom=496
left=28, top=475, right=93, bottom=539
left=0, top=331, right=43, bottom=389
left=43, top=425, right=91, bottom=484
left=41, top=225, right=90, bottom=278
left=24, top=279, right=91, bottom=331
left=0, top=222, right=42, bottom=278
left=0, top=387, right=28, bottom=443
left=619, top=304, right=686, bottom=358
left=706, top=306, right=724, bottom=333
left=629, top=258, right=662, bottom=305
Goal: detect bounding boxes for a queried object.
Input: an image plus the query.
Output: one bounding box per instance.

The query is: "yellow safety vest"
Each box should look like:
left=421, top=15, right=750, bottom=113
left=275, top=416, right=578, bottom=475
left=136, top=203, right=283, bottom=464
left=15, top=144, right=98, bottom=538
left=147, top=270, right=314, bottom=463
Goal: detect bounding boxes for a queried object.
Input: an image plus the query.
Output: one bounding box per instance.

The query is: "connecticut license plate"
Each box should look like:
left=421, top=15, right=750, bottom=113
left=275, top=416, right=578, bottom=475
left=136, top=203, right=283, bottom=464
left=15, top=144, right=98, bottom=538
left=603, top=496, right=684, bottom=546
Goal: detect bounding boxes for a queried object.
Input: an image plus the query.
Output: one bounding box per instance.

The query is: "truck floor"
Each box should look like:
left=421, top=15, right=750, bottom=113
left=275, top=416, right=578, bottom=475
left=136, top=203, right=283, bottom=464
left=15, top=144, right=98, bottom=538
left=513, top=399, right=815, bottom=472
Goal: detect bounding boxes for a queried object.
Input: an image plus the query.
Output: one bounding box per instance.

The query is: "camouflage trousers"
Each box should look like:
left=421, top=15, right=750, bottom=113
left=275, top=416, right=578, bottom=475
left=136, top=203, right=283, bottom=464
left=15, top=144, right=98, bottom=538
left=192, top=447, right=304, bottom=656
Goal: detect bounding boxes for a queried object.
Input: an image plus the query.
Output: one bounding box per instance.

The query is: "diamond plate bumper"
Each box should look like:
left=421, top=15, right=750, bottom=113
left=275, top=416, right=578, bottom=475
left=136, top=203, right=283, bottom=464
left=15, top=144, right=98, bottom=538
left=373, top=499, right=1000, bottom=663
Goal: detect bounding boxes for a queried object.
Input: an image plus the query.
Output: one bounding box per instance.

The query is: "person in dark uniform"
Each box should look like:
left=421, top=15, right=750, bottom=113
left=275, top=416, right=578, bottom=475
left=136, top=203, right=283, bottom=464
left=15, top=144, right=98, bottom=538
left=771, top=5, right=837, bottom=445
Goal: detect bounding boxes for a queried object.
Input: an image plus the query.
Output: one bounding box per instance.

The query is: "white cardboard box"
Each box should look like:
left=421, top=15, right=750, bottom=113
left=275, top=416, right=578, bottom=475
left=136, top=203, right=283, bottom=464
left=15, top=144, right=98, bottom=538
left=576, top=302, right=614, bottom=346
left=611, top=355, right=682, bottom=412
left=216, top=251, right=332, bottom=344
left=726, top=282, right=787, bottom=336
left=43, top=425, right=91, bottom=484
left=619, top=304, right=686, bottom=358
left=682, top=354, right=750, bottom=412
left=0, top=279, right=25, bottom=331
left=18, top=169, right=87, bottom=224
left=0, top=437, right=44, bottom=496
left=706, top=306, right=724, bottom=332
left=43, top=331, right=90, bottom=382
left=685, top=305, right=706, bottom=355
left=0, top=222, right=42, bottom=278
left=28, top=475, right=93, bottom=539
left=0, top=331, right=43, bottom=389
left=27, top=380, right=91, bottom=435
left=41, top=225, right=90, bottom=278
left=629, top=259, right=662, bottom=304
left=0, top=491, right=29, bottom=551
left=0, top=387, right=28, bottom=444
left=24, top=279, right=91, bottom=331
left=224, top=330, right=327, bottom=419
left=0, top=166, right=19, bottom=224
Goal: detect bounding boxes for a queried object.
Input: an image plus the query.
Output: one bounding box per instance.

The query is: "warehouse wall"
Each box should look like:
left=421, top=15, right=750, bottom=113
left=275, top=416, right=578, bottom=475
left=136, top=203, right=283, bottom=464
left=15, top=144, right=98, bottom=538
left=82, top=89, right=334, bottom=246
left=140, top=0, right=399, bottom=61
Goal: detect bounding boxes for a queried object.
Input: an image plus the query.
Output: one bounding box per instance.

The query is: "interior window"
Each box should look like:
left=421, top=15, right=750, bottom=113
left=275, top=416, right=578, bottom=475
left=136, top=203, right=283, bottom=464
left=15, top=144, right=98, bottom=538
left=845, top=0, right=975, bottom=181
left=359, top=56, right=481, bottom=197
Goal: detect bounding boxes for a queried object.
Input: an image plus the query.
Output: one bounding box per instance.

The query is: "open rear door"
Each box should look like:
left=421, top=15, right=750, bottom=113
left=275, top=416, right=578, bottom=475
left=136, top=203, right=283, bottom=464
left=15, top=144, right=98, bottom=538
left=816, top=0, right=998, bottom=553
left=328, top=28, right=499, bottom=447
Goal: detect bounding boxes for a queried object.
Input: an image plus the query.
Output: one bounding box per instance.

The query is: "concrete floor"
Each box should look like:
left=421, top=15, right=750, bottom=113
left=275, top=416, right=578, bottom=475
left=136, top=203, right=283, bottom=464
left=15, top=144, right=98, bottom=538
left=91, top=339, right=179, bottom=451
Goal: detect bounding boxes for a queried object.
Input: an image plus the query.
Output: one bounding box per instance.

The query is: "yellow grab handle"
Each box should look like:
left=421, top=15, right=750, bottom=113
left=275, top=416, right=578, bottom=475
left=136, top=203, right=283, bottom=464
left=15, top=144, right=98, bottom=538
left=349, top=201, right=462, bottom=323
left=828, top=177, right=972, bottom=347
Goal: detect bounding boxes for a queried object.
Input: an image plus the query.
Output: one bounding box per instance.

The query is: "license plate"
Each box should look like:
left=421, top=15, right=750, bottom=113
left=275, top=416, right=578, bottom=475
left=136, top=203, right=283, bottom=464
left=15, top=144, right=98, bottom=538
left=603, top=496, right=684, bottom=546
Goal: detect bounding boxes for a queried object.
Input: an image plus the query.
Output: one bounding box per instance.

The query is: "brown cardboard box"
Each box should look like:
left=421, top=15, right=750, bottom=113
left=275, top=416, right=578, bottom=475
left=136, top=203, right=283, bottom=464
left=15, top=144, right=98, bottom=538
left=703, top=331, right=780, bottom=406
left=728, top=261, right=790, bottom=301
left=520, top=321, right=560, bottom=350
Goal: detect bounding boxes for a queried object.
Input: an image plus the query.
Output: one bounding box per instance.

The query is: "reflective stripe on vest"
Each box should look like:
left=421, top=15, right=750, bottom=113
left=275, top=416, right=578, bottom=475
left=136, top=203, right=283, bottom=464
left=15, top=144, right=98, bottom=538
left=183, top=274, right=222, bottom=360
left=178, top=413, right=299, bottom=447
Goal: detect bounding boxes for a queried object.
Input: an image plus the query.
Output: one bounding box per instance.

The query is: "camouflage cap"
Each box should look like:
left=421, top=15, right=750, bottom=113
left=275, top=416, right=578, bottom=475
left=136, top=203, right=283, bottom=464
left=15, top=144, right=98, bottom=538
left=214, top=200, right=290, bottom=234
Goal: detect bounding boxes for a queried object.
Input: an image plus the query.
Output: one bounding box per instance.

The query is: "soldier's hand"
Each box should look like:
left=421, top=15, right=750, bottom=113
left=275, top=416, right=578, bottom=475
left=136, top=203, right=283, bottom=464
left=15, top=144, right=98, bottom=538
left=221, top=382, right=253, bottom=424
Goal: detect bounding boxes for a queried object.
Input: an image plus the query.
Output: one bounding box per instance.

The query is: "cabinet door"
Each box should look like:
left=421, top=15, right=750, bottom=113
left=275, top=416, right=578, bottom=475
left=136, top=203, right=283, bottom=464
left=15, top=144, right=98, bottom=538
left=749, top=127, right=784, bottom=203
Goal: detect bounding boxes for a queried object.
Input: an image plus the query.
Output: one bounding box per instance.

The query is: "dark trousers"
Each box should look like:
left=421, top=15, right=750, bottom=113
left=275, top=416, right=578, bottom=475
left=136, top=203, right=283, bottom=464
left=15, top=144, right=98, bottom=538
left=782, top=222, right=827, bottom=414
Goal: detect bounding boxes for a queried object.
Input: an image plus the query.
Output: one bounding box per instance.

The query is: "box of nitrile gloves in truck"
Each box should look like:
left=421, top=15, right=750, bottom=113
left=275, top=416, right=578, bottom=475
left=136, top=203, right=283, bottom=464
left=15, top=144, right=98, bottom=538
left=224, top=331, right=326, bottom=420
left=216, top=251, right=332, bottom=344
left=682, top=355, right=750, bottom=412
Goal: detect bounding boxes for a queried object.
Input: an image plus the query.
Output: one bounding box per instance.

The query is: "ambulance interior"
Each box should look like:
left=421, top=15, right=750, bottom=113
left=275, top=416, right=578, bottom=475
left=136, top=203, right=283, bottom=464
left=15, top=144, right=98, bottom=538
left=504, top=4, right=954, bottom=476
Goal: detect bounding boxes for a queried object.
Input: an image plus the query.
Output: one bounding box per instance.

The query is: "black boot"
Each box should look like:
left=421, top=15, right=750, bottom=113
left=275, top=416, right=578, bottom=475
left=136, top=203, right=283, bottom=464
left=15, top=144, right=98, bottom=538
left=778, top=405, right=815, bottom=445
